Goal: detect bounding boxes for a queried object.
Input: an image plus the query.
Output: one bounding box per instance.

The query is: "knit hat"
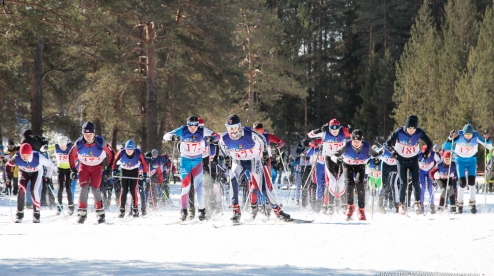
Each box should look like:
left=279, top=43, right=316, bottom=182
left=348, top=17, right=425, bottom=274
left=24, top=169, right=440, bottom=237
left=124, top=139, right=135, bottom=150
left=351, top=129, right=363, bottom=140
left=23, top=129, right=33, bottom=137
left=443, top=151, right=451, bottom=159
left=404, top=115, right=418, bottom=129
left=81, top=121, right=95, bottom=134
left=462, top=124, right=474, bottom=135
left=20, top=143, right=32, bottom=155
left=225, top=114, right=241, bottom=125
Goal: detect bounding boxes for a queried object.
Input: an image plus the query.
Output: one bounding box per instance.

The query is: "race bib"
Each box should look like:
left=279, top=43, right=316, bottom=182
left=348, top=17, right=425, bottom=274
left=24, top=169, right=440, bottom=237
left=394, top=142, right=419, bottom=158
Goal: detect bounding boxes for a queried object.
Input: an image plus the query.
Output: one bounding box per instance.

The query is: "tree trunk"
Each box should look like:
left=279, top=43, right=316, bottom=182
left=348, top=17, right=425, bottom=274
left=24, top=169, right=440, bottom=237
left=31, top=37, right=44, bottom=135
left=145, top=22, right=158, bottom=152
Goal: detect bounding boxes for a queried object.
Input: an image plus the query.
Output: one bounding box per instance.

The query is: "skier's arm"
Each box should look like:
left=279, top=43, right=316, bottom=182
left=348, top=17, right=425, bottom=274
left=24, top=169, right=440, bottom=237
left=203, top=128, right=220, bottom=143
left=5, top=154, right=18, bottom=168
left=330, top=146, right=346, bottom=162
left=112, top=150, right=123, bottom=170
left=68, top=145, right=79, bottom=170
left=475, top=133, right=493, bottom=150
left=383, top=130, right=399, bottom=154
left=139, top=152, right=149, bottom=172
left=420, top=131, right=433, bottom=157
left=429, top=166, right=438, bottom=180
left=163, top=127, right=182, bottom=142
left=39, top=154, right=55, bottom=178
left=267, top=133, right=285, bottom=149
left=307, top=125, right=326, bottom=138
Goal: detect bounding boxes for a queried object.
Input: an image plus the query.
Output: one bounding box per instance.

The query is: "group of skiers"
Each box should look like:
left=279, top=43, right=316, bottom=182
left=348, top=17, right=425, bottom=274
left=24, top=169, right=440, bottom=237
left=1, top=113, right=491, bottom=224
left=293, top=115, right=492, bottom=220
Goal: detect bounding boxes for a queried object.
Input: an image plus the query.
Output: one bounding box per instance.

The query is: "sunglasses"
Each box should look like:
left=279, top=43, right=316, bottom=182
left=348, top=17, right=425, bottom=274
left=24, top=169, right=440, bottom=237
left=329, top=125, right=341, bottom=130
left=188, top=121, right=199, bottom=126
left=225, top=123, right=241, bottom=130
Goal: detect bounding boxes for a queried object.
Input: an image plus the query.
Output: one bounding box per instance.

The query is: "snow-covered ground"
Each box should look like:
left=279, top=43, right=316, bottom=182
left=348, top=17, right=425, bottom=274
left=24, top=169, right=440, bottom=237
left=0, top=178, right=493, bottom=276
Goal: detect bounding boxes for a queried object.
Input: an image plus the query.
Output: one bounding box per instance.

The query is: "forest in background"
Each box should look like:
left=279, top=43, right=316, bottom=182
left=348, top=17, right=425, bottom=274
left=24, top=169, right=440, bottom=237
left=1, top=0, right=494, bottom=161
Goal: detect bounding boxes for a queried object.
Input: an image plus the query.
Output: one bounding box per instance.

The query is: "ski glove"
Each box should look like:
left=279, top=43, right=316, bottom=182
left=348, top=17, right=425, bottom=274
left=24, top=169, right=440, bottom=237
left=330, top=155, right=339, bottom=163
left=171, top=134, right=180, bottom=142
left=391, top=151, right=399, bottom=158
left=204, top=136, right=214, bottom=143
left=70, top=169, right=78, bottom=181
left=448, top=129, right=456, bottom=140
left=224, top=156, right=232, bottom=169
left=262, top=151, right=270, bottom=166
left=140, top=173, right=148, bottom=182
left=44, top=177, right=50, bottom=183
left=113, top=170, right=120, bottom=177
left=144, top=151, right=152, bottom=158
left=422, top=153, right=428, bottom=159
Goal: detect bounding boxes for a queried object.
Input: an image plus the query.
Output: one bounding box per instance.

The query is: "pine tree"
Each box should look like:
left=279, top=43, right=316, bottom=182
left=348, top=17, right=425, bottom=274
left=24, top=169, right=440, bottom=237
left=394, top=0, right=441, bottom=137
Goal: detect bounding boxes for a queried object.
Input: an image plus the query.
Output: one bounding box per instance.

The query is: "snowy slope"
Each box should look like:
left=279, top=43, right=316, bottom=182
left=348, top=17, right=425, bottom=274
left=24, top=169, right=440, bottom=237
left=0, top=182, right=493, bottom=276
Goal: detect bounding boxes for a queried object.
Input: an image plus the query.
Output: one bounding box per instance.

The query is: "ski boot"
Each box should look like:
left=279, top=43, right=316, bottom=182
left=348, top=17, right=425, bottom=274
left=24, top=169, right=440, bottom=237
left=77, top=208, right=87, bottom=224
left=430, top=204, right=436, bottom=214
left=378, top=206, right=386, bottom=214
left=231, top=204, right=241, bottom=223
left=469, top=200, right=477, bottom=214
left=68, top=205, right=75, bottom=216
left=96, top=208, right=105, bottom=224
left=180, top=209, right=188, bottom=221
left=357, top=208, right=366, bottom=221
left=15, top=210, right=24, bottom=223
left=398, top=203, right=406, bottom=215
left=450, top=206, right=457, bottom=213
left=33, top=210, right=40, bottom=223
left=264, top=199, right=272, bottom=219
left=188, top=207, right=195, bottom=220
left=346, top=204, right=355, bottom=220
left=274, top=206, right=291, bottom=221
left=198, top=208, right=206, bottom=221
left=250, top=204, right=258, bottom=220
left=414, top=201, right=423, bottom=215
left=118, top=208, right=126, bottom=218
left=141, top=207, right=147, bottom=216
left=56, top=206, right=63, bottom=216
left=394, top=203, right=399, bottom=213
left=132, top=207, right=139, bottom=218
left=456, top=201, right=463, bottom=214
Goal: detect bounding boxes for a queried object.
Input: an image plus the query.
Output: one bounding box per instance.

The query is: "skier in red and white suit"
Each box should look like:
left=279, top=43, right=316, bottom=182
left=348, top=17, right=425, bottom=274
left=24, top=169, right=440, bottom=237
left=69, top=121, right=113, bottom=224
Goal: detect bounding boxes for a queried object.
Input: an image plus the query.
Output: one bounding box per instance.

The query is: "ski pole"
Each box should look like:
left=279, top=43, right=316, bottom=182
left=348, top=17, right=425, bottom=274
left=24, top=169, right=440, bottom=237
left=169, top=141, right=177, bottom=184
left=147, top=161, right=156, bottom=213
left=277, top=148, right=294, bottom=192
left=263, top=165, right=282, bottom=207
left=444, top=129, right=456, bottom=214
left=484, top=130, right=488, bottom=209
left=8, top=183, right=14, bottom=222
left=47, top=182, right=69, bottom=223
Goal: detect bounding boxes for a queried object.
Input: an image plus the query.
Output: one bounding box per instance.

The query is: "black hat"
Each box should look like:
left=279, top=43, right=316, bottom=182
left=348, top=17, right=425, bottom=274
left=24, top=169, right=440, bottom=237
left=82, top=121, right=95, bottom=134
left=187, top=116, right=199, bottom=123
left=404, top=115, right=418, bottom=129
left=253, top=121, right=264, bottom=129
left=351, top=129, right=363, bottom=140
left=225, top=114, right=241, bottom=125
left=23, top=129, right=33, bottom=137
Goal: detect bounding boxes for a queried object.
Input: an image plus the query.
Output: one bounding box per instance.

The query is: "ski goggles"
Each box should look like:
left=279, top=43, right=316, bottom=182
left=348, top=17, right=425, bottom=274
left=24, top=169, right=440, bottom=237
left=187, top=121, right=199, bottom=126
left=225, top=123, right=241, bottom=131
left=329, top=125, right=341, bottom=130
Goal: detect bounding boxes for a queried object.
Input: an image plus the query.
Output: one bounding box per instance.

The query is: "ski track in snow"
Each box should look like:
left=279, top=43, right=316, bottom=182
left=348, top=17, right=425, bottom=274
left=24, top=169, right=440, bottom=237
left=0, top=182, right=493, bottom=276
